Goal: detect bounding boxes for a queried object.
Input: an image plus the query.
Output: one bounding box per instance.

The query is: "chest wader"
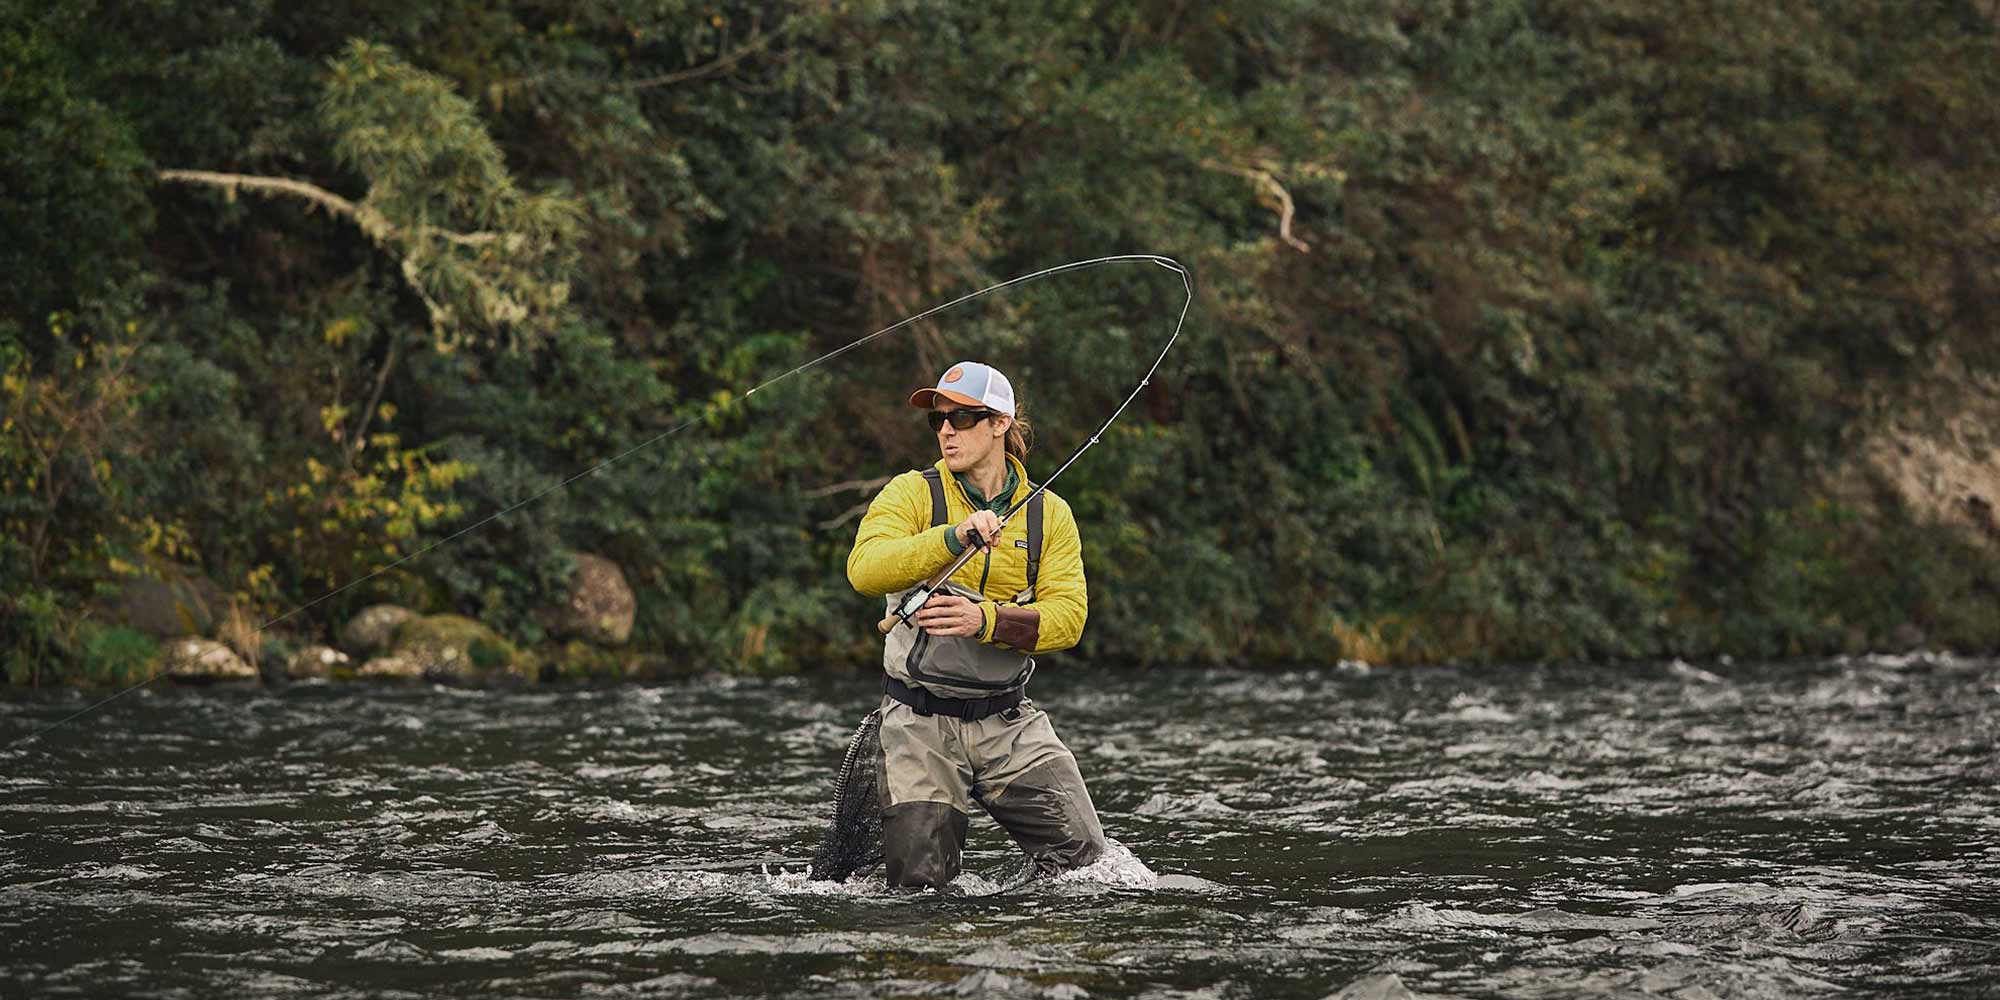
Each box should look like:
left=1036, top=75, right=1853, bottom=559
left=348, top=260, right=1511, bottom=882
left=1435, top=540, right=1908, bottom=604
left=871, top=469, right=1106, bottom=888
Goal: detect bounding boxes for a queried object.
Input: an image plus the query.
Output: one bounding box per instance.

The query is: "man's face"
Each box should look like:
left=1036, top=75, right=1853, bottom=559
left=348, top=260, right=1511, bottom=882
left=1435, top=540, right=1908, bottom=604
left=934, top=402, right=1008, bottom=472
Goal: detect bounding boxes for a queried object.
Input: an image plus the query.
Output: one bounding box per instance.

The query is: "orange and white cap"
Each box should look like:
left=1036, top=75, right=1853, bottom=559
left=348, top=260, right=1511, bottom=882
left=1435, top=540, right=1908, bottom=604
left=908, top=361, right=1016, bottom=415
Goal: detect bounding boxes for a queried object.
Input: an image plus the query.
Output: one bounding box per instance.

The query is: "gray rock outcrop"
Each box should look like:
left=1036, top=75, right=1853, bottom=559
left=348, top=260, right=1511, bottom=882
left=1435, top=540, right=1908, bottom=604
left=1841, top=351, right=2000, bottom=556
left=340, top=604, right=417, bottom=656
left=287, top=645, right=351, bottom=680
left=356, top=655, right=422, bottom=680
left=160, top=637, right=257, bottom=683
left=549, top=553, right=635, bottom=646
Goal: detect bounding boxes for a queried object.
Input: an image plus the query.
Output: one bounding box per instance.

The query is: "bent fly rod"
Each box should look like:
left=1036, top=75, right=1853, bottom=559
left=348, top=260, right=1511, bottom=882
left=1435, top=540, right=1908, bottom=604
left=10, top=253, right=1191, bottom=749
left=880, top=255, right=1193, bottom=634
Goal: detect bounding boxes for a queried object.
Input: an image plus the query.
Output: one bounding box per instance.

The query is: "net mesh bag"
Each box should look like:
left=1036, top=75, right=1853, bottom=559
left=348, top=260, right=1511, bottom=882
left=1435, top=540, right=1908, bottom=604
left=807, top=710, right=884, bottom=881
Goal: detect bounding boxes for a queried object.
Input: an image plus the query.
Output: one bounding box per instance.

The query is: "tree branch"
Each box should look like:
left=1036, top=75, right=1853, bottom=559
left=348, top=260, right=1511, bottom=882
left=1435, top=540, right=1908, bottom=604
left=156, top=169, right=502, bottom=248
left=806, top=474, right=894, bottom=498
left=818, top=496, right=877, bottom=531
left=1201, top=159, right=1311, bottom=253
left=345, top=330, right=402, bottom=468
left=615, top=27, right=778, bottom=92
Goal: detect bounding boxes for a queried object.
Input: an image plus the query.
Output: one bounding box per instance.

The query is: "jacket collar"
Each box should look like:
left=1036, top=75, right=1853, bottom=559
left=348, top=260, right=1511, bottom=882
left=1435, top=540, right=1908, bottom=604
left=932, top=452, right=1031, bottom=510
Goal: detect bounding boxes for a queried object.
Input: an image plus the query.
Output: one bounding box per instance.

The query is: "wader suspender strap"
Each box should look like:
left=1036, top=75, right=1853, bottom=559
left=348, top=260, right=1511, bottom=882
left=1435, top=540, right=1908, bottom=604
left=923, top=467, right=948, bottom=529
left=920, top=468, right=1042, bottom=595
left=1024, top=486, right=1043, bottom=594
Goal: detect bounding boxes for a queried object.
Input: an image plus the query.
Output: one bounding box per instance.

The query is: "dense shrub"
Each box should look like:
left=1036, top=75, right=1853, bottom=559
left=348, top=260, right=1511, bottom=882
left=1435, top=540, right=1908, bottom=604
left=3, top=0, right=1997, bottom=678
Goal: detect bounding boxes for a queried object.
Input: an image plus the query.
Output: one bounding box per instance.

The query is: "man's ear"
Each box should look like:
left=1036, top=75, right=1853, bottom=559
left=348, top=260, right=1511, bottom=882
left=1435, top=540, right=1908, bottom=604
left=994, top=414, right=1013, bottom=437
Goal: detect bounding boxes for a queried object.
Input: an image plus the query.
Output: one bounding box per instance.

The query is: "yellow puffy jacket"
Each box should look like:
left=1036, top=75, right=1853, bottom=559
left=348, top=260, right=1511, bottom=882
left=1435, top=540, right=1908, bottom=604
left=846, top=454, right=1087, bottom=655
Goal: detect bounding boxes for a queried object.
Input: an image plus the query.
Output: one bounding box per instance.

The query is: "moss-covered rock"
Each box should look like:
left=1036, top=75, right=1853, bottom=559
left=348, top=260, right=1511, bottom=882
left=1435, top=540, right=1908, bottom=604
left=340, top=604, right=417, bottom=657
left=287, top=644, right=350, bottom=680
left=356, top=655, right=421, bottom=680
left=160, top=637, right=257, bottom=683
left=390, top=614, right=534, bottom=684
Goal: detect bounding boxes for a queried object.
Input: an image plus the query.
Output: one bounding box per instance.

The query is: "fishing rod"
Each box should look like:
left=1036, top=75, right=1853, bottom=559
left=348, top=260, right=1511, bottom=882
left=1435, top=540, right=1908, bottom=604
left=880, top=255, right=1192, bottom=634
left=9, top=253, right=1191, bottom=748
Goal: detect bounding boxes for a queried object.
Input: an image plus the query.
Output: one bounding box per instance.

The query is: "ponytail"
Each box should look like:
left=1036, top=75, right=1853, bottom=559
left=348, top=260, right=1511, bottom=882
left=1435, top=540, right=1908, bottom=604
left=1004, top=406, right=1033, bottom=461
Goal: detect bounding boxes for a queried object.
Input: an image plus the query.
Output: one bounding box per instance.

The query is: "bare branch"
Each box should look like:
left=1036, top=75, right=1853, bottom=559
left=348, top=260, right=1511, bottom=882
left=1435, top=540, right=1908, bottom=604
left=160, top=168, right=390, bottom=239
left=806, top=474, right=894, bottom=498
left=157, top=169, right=502, bottom=248
left=1201, top=159, right=1311, bottom=254
left=345, top=330, right=402, bottom=469
left=818, top=496, right=876, bottom=531
left=615, top=28, right=778, bottom=92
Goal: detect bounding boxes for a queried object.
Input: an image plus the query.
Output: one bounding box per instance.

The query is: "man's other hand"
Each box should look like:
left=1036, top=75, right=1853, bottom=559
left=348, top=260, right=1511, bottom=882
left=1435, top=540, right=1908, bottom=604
left=914, top=594, right=983, bottom=637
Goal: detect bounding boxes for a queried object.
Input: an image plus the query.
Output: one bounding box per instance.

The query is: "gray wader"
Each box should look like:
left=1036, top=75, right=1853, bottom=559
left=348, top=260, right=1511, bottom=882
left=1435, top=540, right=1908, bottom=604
left=875, top=469, right=1106, bottom=888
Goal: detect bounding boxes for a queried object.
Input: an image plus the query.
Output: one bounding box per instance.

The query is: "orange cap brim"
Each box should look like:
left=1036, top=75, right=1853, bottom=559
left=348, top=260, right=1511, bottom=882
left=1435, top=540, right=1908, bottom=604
left=909, top=387, right=985, bottom=409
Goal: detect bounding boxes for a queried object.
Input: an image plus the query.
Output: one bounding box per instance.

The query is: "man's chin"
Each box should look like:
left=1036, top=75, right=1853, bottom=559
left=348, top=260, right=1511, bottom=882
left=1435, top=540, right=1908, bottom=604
left=941, top=453, right=973, bottom=473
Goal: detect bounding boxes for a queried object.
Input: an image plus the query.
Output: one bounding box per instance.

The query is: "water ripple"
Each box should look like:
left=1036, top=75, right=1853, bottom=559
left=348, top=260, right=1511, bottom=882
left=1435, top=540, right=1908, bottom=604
left=1, top=659, right=1995, bottom=997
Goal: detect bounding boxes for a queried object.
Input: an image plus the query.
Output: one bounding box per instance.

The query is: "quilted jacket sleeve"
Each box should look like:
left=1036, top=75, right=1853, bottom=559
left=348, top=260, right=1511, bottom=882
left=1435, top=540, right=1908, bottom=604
left=846, top=471, right=957, bottom=597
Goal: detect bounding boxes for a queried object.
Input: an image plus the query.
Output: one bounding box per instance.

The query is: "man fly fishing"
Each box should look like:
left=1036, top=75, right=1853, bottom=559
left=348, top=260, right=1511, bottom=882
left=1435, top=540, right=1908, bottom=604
left=802, top=259, right=1182, bottom=888
left=842, top=362, right=1108, bottom=888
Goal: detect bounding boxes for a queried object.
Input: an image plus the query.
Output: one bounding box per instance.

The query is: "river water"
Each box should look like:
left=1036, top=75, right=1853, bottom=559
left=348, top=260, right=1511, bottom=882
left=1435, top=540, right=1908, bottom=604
left=2, top=655, right=1995, bottom=998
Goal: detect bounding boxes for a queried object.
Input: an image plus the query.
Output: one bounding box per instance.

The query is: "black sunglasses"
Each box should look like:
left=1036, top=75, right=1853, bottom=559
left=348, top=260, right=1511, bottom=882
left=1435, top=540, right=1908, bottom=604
left=927, top=408, right=998, bottom=432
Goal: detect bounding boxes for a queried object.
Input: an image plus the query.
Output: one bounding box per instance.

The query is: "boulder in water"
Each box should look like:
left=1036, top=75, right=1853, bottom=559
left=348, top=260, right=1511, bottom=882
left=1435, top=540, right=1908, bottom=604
left=356, top=655, right=422, bottom=680
left=287, top=645, right=350, bottom=680
left=340, top=604, right=417, bottom=656
left=390, top=614, right=533, bottom=683
left=546, top=552, right=635, bottom=646
left=160, top=637, right=257, bottom=683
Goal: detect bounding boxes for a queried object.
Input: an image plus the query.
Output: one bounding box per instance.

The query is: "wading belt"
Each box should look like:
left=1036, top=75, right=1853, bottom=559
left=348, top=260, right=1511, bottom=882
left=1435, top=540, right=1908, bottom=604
left=885, top=675, right=1024, bottom=720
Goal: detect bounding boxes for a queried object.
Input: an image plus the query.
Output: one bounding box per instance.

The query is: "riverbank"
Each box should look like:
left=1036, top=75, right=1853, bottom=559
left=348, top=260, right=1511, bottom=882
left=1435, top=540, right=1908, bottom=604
left=9, top=2, right=2000, bottom=687
left=12, top=608, right=709, bottom=690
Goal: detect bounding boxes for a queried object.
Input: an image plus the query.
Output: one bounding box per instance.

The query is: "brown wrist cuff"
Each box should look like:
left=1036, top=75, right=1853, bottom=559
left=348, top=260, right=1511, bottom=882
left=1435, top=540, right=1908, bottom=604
left=990, top=605, right=1041, bottom=651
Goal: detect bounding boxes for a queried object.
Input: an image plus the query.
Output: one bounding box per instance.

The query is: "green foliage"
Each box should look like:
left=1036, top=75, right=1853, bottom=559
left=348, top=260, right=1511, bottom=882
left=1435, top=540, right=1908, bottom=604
left=73, top=623, right=159, bottom=687
left=0, top=588, right=66, bottom=686
left=320, top=40, right=583, bottom=348
left=0, top=592, right=160, bottom=689
left=0, top=7, right=153, bottom=326
left=0, top=293, right=160, bottom=593
left=5, top=0, right=1999, bottom=681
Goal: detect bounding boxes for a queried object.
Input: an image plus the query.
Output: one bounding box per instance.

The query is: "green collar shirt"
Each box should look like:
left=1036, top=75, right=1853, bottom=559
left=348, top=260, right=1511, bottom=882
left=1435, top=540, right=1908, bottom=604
left=941, top=464, right=1018, bottom=555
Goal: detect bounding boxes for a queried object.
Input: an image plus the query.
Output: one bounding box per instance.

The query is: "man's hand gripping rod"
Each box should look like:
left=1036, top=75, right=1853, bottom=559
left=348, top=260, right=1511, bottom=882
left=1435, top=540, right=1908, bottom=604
left=874, top=524, right=1005, bottom=635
